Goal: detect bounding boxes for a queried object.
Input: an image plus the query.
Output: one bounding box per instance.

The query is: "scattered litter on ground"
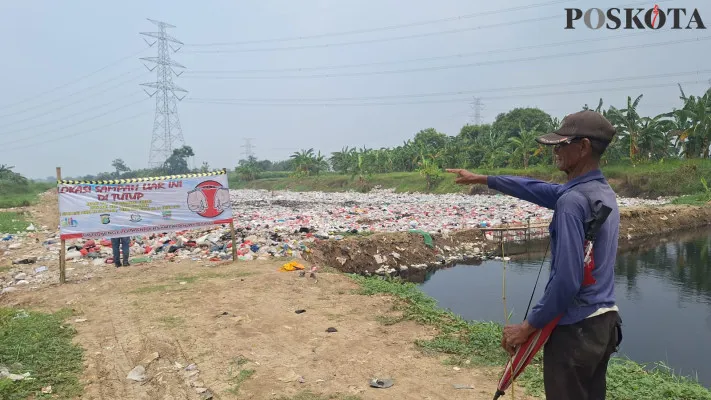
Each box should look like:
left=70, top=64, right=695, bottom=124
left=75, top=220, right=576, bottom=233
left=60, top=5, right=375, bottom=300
left=126, top=365, right=147, bottom=382
left=369, top=378, right=394, bottom=388
left=280, top=261, right=304, bottom=272
left=453, top=384, right=473, bottom=390
left=0, top=366, right=31, bottom=381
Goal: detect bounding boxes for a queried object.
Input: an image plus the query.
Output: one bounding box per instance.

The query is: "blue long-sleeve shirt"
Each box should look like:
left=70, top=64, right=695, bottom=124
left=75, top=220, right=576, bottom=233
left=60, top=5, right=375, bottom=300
left=487, top=170, right=619, bottom=329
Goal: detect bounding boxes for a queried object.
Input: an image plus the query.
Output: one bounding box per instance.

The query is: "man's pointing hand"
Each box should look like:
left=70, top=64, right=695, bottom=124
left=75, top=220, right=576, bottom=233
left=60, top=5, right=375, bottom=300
left=445, top=169, right=487, bottom=185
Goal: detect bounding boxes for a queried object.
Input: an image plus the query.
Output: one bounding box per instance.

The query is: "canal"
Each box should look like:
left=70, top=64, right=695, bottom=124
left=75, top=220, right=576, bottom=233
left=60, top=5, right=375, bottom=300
left=420, top=227, right=711, bottom=387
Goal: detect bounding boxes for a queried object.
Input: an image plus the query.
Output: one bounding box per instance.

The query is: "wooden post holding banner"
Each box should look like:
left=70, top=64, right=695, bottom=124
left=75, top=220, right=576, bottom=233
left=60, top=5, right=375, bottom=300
left=230, top=221, right=237, bottom=261
left=56, top=167, right=66, bottom=284
left=224, top=168, right=237, bottom=261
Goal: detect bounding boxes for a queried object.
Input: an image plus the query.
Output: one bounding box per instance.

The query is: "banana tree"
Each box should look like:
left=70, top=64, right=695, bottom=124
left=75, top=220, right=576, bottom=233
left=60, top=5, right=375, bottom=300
left=674, top=87, right=711, bottom=158
left=475, top=128, right=510, bottom=168
left=606, top=95, right=644, bottom=163
left=636, top=114, right=676, bottom=161
left=508, top=125, right=541, bottom=169
left=330, top=146, right=357, bottom=174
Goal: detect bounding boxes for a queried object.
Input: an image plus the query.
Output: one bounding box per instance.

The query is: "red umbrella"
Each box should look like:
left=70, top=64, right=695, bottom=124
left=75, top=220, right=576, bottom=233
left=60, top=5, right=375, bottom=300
left=493, top=314, right=562, bottom=400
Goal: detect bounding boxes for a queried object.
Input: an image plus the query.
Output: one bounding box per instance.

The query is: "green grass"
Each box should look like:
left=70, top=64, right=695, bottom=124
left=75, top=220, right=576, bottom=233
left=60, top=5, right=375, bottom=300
left=228, top=159, right=711, bottom=199
left=226, top=356, right=256, bottom=395
left=0, top=212, right=29, bottom=233
left=0, top=182, right=53, bottom=209
left=671, top=193, right=711, bottom=206
left=0, top=308, right=84, bottom=400
left=351, top=275, right=711, bottom=400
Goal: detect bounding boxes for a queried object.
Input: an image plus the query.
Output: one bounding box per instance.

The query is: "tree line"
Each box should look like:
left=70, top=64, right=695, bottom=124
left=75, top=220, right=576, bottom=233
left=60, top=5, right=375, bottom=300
left=52, top=84, right=710, bottom=183
left=234, top=85, right=711, bottom=183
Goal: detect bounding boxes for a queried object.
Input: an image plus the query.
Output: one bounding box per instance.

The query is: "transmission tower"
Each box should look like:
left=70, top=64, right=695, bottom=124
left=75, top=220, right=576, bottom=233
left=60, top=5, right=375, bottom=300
left=469, top=97, right=484, bottom=125
left=241, top=138, right=256, bottom=161
left=140, top=18, right=188, bottom=168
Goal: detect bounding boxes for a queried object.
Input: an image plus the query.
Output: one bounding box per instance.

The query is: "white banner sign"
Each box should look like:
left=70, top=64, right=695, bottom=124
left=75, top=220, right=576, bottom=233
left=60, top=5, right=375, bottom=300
left=58, top=171, right=233, bottom=240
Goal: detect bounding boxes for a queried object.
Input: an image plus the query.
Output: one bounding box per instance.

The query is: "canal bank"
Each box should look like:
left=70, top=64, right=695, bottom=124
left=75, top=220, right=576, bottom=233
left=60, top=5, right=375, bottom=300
left=322, top=205, right=711, bottom=398
left=418, top=225, right=711, bottom=392
left=308, top=204, right=711, bottom=277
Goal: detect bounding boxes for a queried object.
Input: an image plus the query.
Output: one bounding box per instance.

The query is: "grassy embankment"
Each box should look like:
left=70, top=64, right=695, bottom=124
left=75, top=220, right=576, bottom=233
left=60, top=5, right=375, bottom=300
left=0, top=308, right=84, bottom=400
left=0, top=181, right=52, bottom=233
left=229, top=159, right=711, bottom=205
left=0, top=181, right=53, bottom=209
left=352, top=275, right=711, bottom=400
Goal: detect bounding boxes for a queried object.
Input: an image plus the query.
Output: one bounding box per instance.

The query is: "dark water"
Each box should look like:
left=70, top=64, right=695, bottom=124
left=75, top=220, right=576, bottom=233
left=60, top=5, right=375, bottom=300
left=420, top=228, right=711, bottom=387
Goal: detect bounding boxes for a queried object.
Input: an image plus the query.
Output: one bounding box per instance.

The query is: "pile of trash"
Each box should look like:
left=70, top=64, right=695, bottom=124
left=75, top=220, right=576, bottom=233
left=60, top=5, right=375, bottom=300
left=229, top=188, right=670, bottom=239
left=0, top=188, right=672, bottom=291
left=0, top=222, right=315, bottom=292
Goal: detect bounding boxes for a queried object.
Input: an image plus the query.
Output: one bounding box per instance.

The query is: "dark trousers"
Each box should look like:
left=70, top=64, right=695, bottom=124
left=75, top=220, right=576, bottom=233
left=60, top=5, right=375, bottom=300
left=543, top=311, right=622, bottom=400
left=111, top=237, right=130, bottom=266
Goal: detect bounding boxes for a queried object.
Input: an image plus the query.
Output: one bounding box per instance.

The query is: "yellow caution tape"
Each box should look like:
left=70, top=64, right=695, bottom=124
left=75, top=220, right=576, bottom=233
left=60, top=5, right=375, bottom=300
left=57, top=169, right=227, bottom=185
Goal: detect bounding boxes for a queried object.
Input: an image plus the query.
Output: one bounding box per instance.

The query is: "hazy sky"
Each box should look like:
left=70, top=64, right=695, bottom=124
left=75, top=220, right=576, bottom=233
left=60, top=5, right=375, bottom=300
left=1, top=0, right=710, bottom=179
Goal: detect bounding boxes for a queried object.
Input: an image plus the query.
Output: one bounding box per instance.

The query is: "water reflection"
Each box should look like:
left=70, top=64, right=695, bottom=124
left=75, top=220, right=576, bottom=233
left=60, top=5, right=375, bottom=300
left=420, top=227, right=711, bottom=388
left=615, top=229, right=711, bottom=304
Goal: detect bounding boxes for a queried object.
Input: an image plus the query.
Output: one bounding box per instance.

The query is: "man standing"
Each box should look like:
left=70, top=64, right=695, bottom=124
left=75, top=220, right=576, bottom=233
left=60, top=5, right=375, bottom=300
left=447, top=110, right=622, bottom=400
left=111, top=236, right=131, bottom=268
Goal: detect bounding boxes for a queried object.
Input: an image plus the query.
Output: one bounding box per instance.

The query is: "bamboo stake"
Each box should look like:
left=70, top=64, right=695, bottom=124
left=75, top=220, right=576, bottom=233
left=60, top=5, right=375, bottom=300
left=56, top=167, right=66, bottom=284
left=501, top=236, right=514, bottom=400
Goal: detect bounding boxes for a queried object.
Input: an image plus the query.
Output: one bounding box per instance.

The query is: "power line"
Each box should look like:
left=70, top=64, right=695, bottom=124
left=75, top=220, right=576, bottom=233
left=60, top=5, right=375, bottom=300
left=187, top=0, right=579, bottom=47
left=2, top=98, right=148, bottom=146
left=183, top=16, right=559, bottom=54
left=0, top=93, right=143, bottom=136
left=185, top=32, right=646, bottom=75
left=0, top=71, right=148, bottom=127
left=184, top=79, right=709, bottom=107
left=185, top=69, right=711, bottom=103
left=182, top=36, right=711, bottom=80
left=183, top=0, right=673, bottom=54
left=0, top=49, right=147, bottom=112
left=140, top=18, right=188, bottom=168
left=0, top=110, right=152, bottom=153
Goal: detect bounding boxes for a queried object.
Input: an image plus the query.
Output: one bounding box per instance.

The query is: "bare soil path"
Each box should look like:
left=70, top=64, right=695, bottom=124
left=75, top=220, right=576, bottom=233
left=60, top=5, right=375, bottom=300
left=1, top=259, right=530, bottom=400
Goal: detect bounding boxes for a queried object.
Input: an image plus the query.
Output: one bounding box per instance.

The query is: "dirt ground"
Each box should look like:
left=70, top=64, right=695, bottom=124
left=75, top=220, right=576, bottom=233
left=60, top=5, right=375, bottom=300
left=3, top=191, right=710, bottom=399
left=619, top=204, right=711, bottom=240
left=1, top=259, right=531, bottom=400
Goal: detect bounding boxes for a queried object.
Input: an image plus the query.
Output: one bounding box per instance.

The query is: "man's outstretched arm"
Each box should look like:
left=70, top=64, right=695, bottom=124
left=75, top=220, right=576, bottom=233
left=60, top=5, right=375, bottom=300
left=446, top=169, right=562, bottom=209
